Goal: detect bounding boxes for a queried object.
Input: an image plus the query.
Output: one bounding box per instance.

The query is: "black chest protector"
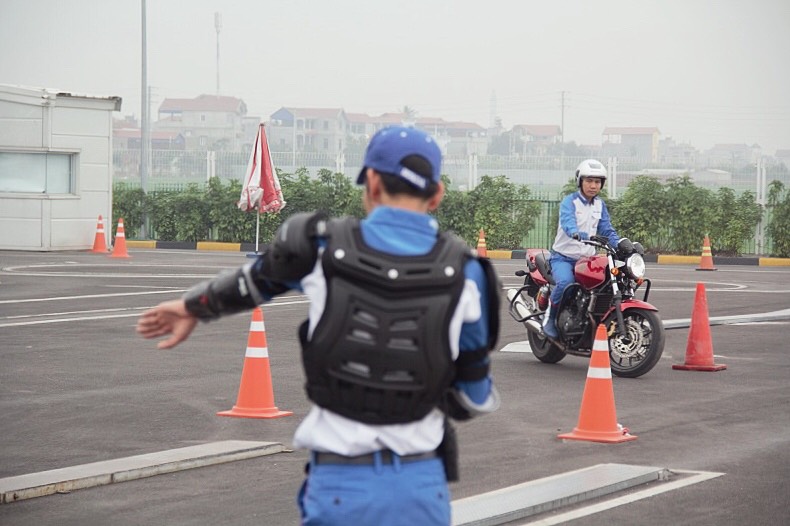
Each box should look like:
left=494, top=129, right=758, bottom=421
left=300, top=217, right=470, bottom=425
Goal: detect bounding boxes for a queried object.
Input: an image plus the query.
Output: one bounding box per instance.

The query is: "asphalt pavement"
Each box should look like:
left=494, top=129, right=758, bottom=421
left=1, top=249, right=789, bottom=525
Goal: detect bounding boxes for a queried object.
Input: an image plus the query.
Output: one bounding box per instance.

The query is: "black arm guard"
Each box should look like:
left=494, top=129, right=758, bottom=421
left=183, top=266, right=262, bottom=320
left=478, top=256, right=501, bottom=352
left=442, top=389, right=474, bottom=421
left=262, top=211, right=327, bottom=283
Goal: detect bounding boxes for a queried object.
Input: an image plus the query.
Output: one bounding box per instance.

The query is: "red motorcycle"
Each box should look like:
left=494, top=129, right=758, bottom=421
left=507, top=236, right=664, bottom=378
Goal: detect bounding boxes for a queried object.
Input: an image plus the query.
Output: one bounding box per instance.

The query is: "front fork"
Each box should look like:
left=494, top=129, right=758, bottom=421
left=607, top=254, right=631, bottom=343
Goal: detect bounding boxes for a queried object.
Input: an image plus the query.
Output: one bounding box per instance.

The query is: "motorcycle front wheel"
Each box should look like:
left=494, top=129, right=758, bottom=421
left=605, top=308, right=665, bottom=378
left=527, top=330, right=566, bottom=364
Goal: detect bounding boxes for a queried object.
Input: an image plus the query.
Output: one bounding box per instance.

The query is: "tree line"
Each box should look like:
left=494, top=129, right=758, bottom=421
left=113, top=168, right=790, bottom=257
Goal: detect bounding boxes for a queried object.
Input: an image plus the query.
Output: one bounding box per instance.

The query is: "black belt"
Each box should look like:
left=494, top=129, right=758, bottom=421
left=313, top=450, right=438, bottom=466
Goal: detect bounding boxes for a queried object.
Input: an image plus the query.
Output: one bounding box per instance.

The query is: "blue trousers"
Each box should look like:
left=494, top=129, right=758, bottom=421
left=298, top=454, right=450, bottom=526
left=549, top=253, right=577, bottom=306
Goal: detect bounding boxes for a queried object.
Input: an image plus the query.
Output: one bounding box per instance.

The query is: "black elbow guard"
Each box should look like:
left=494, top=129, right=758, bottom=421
left=262, top=211, right=327, bottom=282
left=183, top=267, right=259, bottom=320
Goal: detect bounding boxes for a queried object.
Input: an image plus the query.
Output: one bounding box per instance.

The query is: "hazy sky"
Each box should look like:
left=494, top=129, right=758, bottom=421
left=2, top=0, right=789, bottom=153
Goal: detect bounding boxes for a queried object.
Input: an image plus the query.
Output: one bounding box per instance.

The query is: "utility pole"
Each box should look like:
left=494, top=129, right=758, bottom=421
left=560, top=91, right=566, bottom=170
left=560, top=91, right=565, bottom=144
left=215, top=12, right=222, bottom=95
left=140, top=0, right=149, bottom=239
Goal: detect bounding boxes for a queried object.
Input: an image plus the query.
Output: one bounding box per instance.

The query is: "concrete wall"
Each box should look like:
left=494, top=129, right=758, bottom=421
left=0, top=85, right=121, bottom=251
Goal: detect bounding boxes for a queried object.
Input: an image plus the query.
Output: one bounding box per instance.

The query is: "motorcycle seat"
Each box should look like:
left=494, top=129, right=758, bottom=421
left=534, top=250, right=555, bottom=286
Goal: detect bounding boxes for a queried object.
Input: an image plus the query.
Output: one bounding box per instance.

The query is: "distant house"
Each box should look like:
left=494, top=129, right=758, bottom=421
left=703, top=143, right=761, bottom=168
left=113, top=129, right=185, bottom=150
left=601, top=127, right=660, bottom=162
left=439, top=121, right=487, bottom=156
left=658, top=137, right=698, bottom=167
left=346, top=112, right=381, bottom=140
left=155, top=94, right=252, bottom=150
left=512, top=124, right=562, bottom=156
left=267, top=107, right=347, bottom=155
left=776, top=149, right=790, bottom=169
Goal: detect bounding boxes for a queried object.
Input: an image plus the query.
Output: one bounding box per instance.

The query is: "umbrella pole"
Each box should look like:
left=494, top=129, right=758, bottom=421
left=255, top=209, right=261, bottom=253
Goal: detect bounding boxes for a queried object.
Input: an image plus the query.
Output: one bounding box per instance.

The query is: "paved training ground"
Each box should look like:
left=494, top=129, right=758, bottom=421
left=1, top=249, right=789, bottom=525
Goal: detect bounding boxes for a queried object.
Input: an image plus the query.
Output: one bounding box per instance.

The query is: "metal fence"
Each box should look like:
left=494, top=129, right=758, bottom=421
left=114, top=148, right=788, bottom=255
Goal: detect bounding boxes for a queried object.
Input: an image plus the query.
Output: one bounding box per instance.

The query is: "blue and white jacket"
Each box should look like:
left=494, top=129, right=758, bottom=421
left=552, top=191, right=619, bottom=259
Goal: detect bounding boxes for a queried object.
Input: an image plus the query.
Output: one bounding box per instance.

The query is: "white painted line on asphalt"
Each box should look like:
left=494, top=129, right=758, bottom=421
left=0, top=289, right=186, bottom=304
left=500, top=342, right=532, bottom=353
left=516, top=469, right=724, bottom=526
left=0, top=291, right=308, bottom=306
left=6, top=307, right=145, bottom=319
left=0, top=298, right=311, bottom=327
left=0, top=312, right=167, bottom=327
left=104, top=285, right=185, bottom=289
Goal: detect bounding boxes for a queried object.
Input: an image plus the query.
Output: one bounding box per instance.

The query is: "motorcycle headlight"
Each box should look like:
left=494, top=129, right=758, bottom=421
left=625, top=253, right=646, bottom=280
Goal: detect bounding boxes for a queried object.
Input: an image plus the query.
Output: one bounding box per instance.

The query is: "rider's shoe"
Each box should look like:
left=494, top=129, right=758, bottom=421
left=542, top=319, right=559, bottom=340
left=541, top=301, right=559, bottom=339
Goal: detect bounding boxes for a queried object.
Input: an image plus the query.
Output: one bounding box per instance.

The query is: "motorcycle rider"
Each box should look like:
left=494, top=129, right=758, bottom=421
left=543, top=159, right=620, bottom=339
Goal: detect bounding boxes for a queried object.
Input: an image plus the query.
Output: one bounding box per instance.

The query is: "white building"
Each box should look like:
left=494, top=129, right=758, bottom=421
left=0, top=84, right=121, bottom=251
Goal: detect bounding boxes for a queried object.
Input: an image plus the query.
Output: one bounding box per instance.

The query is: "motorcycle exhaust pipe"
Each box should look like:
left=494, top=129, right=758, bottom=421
left=506, top=289, right=543, bottom=334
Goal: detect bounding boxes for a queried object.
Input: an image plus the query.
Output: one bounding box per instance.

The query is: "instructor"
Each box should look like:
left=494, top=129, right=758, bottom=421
left=136, top=126, right=501, bottom=526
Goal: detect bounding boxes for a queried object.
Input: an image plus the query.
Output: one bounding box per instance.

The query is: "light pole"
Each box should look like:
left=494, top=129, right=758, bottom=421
left=215, top=12, right=222, bottom=95
left=140, top=0, right=149, bottom=239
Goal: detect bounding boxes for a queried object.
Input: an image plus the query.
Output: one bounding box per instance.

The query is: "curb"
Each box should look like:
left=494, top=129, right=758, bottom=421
left=125, top=241, right=790, bottom=266
left=452, top=463, right=670, bottom=525
left=0, top=440, right=285, bottom=504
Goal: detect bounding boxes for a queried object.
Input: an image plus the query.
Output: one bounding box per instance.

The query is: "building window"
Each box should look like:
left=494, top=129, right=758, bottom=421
left=201, top=114, right=206, bottom=122
left=0, top=151, right=75, bottom=194
left=199, top=136, right=207, bottom=147
left=323, top=138, right=329, bottom=150
left=323, top=120, right=329, bottom=130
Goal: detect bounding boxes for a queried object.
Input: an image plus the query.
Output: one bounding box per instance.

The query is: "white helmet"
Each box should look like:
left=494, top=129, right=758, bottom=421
left=575, top=159, right=607, bottom=188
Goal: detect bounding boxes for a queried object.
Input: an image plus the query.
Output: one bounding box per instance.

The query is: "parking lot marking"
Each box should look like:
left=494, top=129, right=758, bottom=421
left=516, top=469, right=724, bottom=526
left=0, top=297, right=310, bottom=327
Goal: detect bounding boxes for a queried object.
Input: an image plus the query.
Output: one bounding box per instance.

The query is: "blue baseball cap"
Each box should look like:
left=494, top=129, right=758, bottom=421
left=356, top=126, right=442, bottom=190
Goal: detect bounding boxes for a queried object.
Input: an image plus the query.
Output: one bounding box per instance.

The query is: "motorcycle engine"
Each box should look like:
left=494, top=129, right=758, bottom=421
left=556, top=288, right=591, bottom=346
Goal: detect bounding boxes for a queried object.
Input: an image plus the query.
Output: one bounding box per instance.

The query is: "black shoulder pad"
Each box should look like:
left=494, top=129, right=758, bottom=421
left=477, top=256, right=501, bottom=351
left=263, top=211, right=327, bottom=282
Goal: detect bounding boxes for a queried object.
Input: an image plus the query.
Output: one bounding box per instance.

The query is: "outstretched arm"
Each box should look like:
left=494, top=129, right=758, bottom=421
left=136, top=299, right=198, bottom=349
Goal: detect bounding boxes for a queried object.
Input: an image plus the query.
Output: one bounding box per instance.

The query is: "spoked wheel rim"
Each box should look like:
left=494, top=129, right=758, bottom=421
left=607, top=309, right=665, bottom=377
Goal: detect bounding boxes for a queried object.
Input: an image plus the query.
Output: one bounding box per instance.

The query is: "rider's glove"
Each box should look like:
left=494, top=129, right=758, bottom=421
left=572, top=232, right=589, bottom=241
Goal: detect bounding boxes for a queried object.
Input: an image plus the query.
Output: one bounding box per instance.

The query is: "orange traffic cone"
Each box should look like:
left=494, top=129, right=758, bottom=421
left=217, top=307, right=293, bottom=419
left=90, top=215, right=108, bottom=253
left=476, top=229, right=488, bottom=258
left=696, top=235, right=717, bottom=271
left=109, top=218, right=131, bottom=259
left=673, top=283, right=727, bottom=372
left=558, top=324, right=638, bottom=443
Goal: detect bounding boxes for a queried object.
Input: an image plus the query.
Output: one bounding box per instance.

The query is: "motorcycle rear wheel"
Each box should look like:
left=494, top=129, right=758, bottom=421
left=527, top=330, right=566, bottom=364
left=605, top=308, right=665, bottom=378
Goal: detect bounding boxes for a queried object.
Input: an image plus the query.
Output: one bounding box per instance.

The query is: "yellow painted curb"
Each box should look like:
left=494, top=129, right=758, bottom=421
left=657, top=255, right=700, bottom=265
left=196, top=242, right=242, bottom=252
left=486, top=250, right=513, bottom=260
left=759, top=257, right=790, bottom=266
left=126, top=240, right=156, bottom=249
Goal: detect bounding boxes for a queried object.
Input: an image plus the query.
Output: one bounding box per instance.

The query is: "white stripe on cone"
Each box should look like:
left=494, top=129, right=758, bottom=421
left=587, top=367, right=612, bottom=379
left=245, top=346, right=269, bottom=358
